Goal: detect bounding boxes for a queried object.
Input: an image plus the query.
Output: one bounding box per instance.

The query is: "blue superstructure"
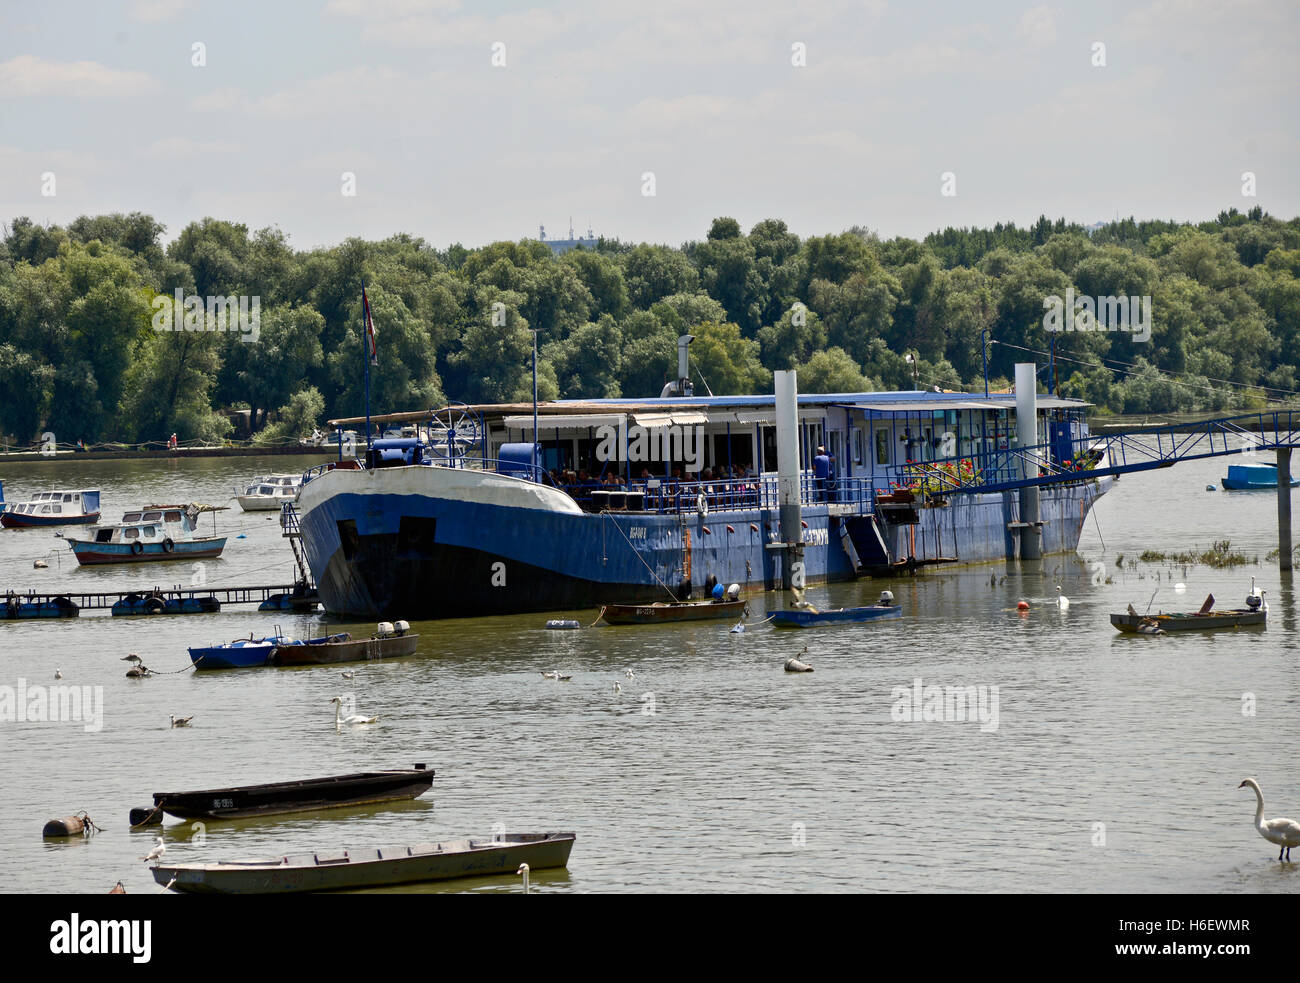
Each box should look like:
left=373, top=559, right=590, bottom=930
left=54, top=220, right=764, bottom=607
left=292, top=381, right=1113, bottom=620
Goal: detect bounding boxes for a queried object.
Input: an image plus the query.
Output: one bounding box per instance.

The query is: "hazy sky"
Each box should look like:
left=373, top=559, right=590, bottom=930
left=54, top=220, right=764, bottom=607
left=1, top=0, right=1296, bottom=251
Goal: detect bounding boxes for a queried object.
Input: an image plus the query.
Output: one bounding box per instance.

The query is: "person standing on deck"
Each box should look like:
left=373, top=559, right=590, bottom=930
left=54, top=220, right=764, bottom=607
left=813, top=446, right=830, bottom=502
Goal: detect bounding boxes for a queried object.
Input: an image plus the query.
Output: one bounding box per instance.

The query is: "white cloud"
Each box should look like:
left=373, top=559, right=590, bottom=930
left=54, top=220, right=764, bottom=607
left=127, top=0, right=193, bottom=22
left=1017, top=5, right=1058, bottom=46
left=0, top=55, right=155, bottom=99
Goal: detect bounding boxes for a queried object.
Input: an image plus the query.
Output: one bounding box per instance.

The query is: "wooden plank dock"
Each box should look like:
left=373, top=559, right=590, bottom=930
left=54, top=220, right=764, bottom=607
left=2, top=583, right=319, bottom=618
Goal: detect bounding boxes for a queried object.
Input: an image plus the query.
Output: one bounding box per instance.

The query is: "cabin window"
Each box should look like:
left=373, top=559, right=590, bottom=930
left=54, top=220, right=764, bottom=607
left=124, top=512, right=142, bottom=522
left=875, top=429, right=890, bottom=467
left=63, top=494, right=73, bottom=502
left=124, top=528, right=139, bottom=540
left=143, top=526, right=156, bottom=538
left=143, top=511, right=162, bottom=522
left=40, top=505, right=50, bottom=514
left=52, top=505, right=62, bottom=514
left=165, top=511, right=182, bottom=523
left=852, top=428, right=864, bottom=466
left=95, top=529, right=112, bottom=543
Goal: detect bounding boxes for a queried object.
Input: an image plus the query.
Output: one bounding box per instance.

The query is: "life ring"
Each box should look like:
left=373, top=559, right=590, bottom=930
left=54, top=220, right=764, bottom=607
left=145, top=597, right=166, bottom=615
left=696, top=493, right=708, bottom=517
left=130, top=541, right=144, bottom=555
left=162, top=538, right=175, bottom=553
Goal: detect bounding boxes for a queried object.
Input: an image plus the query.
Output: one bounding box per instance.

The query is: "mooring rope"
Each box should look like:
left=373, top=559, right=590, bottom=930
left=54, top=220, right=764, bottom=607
left=600, top=512, right=680, bottom=602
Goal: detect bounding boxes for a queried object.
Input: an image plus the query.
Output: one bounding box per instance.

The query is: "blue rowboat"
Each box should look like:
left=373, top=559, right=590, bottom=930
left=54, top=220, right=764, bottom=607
left=1221, top=463, right=1299, bottom=490
left=2, top=593, right=78, bottom=619
left=188, top=635, right=295, bottom=670
left=769, top=603, right=902, bottom=628
left=112, top=593, right=221, bottom=617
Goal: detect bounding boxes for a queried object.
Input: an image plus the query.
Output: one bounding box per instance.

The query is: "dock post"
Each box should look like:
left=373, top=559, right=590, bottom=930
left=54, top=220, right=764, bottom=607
left=1279, top=448, right=1293, bottom=572
left=774, top=370, right=803, bottom=590
left=1015, top=363, right=1041, bottom=560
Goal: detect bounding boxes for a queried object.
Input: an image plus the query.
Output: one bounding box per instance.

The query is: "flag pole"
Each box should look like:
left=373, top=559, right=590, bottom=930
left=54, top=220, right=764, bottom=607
left=362, top=281, right=372, bottom=457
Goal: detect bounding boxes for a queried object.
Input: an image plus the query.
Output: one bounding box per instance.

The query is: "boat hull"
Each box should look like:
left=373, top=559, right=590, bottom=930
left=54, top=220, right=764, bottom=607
left=273, top=633, right=420, bottom=666
left=0, top=511, right=98, bottom=529
left=188, top=640, right=279, bottom=670
left=1110, top=610, right=1267, bottom=632
left=296, top=466, right=1113, bottom=619
left=152, top=832, right=573, bottom=894
left=770, top=604, right=903, bottom=628
left=600, top=599, right=745, bottom=624
left=236, top=495, right=293, bottom=511
left=152, top=768, right=435, bottom=820
left=68, top=538, right=226, bottom=565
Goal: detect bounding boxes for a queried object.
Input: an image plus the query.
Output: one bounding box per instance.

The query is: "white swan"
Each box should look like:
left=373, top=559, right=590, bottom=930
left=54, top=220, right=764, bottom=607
left=140, top=836, right=165, bottom=864
left=517, top=863, right=530, bottom=894
left=330, top=696, right=379, bottom=732
left=1055, top=585, right=1069, bottom=609
left=1238, top=779, right=1300, bottom=861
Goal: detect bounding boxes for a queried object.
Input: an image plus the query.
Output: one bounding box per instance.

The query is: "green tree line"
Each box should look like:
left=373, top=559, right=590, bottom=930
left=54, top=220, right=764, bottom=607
left=1, top=207, right=1297, bottom=444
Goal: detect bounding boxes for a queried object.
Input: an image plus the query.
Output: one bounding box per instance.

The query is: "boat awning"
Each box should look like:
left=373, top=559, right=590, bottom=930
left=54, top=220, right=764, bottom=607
left=633, top=411, right=709, bottom=428
left=502, top=413, right=625, bottom=430
left=847, top=397, right=1090, bottom=413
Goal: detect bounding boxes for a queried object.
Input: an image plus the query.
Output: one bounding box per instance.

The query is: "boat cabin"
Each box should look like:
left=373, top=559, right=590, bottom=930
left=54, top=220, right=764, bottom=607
left=4, top=489, right=100, bottom=518
left=319, top=389, right=1097, bottom=516
left=87, top=506, right=207, bottom=544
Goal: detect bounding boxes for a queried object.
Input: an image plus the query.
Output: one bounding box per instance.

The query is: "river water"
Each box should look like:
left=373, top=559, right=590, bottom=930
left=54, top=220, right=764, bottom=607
left=0, top=451, right=1296, bottom=893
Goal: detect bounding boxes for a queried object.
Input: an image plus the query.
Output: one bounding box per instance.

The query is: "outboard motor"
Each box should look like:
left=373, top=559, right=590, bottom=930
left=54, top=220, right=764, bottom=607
left=1246, top=578, right=1262, bottom=611
left=878, top=590, right=895, bottom=606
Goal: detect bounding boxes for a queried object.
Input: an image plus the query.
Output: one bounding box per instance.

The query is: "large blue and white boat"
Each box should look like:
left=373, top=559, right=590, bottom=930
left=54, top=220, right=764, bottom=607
left=292, top=345, right=1113, bottom=620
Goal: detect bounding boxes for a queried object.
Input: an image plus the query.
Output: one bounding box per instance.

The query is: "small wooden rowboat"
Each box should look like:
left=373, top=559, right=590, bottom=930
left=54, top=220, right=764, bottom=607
left=599, top=599, right=745, bottom=625
left=272, top=630, right=419, bottom=666
left=770, top=603, right=902, bottom=628
left=151, top=832, right=575, bottom=894
left=1110, top=609, right=1267, bottom=632
left=150, top=765, right=434, bottom=821
left=1110, top=591, right=1267, bottom=633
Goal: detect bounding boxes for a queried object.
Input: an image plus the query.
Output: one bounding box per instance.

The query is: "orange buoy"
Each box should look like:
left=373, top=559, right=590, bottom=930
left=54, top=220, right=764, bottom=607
left=1016, top=600, right=1030, bottom=611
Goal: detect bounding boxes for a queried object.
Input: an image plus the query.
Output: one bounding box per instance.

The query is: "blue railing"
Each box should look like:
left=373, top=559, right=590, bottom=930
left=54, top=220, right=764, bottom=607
left=884, top=410, right=1300, bottom=496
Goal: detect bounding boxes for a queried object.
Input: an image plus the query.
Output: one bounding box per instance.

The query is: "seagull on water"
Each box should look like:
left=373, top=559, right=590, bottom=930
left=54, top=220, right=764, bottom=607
left=541, top=671, right=559, bottom=680
left=169, top=714, right=194, bottom=728
left=340, top=670, right=356, bottom=680
left=54, top=669, right=62, bottom=679
left=1239, top=779, right=1300, bottom=861
left=614, top=681, right=621, bottom=694
left=625, top=669, right=635, bottom=680
left=1055, top=586, right=1070, bottom=609
left=140, top=837, right=166, bottom=864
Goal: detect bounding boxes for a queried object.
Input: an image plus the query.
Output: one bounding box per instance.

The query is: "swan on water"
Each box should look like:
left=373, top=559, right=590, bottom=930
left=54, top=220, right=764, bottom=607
left=169, top=714, right=194, bottom=728
left=330, top=696, right=379, bottom=732
left=625, top=669, right=635, bottom=680
left=140, top=837, right=166, bottom=864
left=1055, top=586, right=1069, bottom=609
left=517, top=863, right=530, bottom=894
left=1238, top=779, right=1300, bottom=860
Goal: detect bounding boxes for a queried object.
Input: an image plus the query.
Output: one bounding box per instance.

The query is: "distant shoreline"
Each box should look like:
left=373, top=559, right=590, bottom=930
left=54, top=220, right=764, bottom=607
left=0, top=446, right=338, bottom=463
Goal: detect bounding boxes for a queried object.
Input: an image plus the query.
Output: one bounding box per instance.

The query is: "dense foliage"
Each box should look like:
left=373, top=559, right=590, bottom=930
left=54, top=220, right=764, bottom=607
left=1, top=207, right=1297, bottom=443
